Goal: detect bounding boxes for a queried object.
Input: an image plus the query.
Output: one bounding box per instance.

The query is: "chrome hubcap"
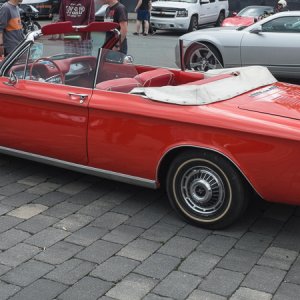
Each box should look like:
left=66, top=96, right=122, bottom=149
left=181, top=166, right=225, bottom=216
left=189, top=48, right=218, bottom=71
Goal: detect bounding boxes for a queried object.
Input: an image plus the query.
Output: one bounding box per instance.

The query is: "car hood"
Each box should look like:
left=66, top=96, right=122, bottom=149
left=180, top=26, right=238, bottom=40
left=239, top=84, right=300, bottom=121
left=152, top=1, right=194, bottom=10
left=222, top=16, right=255, bottom=27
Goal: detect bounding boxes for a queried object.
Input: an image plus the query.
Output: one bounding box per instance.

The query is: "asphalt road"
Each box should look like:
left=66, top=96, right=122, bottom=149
left=0, top=20, right=300, bottom=300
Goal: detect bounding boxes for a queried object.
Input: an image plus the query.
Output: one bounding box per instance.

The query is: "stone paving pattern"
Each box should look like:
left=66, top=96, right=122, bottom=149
left=0, top=154, right=300, bottom=299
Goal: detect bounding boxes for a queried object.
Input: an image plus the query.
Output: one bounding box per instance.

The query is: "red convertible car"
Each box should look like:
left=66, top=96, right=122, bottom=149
left=222, top=6, right=274, bottom=27
left=0, top=22, right=300, bottom=229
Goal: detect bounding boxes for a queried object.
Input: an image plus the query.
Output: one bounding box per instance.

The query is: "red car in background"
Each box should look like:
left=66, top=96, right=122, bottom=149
left=222, top=5, right=274, bottom=27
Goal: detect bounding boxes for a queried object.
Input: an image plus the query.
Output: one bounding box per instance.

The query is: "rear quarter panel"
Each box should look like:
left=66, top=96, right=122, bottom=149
left=88, top=89, right=300, bottom=205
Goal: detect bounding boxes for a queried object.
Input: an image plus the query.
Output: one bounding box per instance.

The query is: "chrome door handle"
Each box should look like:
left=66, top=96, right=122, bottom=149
left=68, top=93, right=88, bottom=103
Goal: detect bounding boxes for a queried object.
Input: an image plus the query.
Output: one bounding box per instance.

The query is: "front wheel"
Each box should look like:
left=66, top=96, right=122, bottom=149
left=188, top=15, right=198, bottom=32
left=184, top=43, right=223, bottom=71
left=166, top=150, right=248, bottom=229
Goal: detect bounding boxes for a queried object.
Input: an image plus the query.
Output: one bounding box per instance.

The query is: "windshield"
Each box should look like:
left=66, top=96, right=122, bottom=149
left=157, top=0, right=197, bottom=3
left=238, top=6, right=274, bottom=17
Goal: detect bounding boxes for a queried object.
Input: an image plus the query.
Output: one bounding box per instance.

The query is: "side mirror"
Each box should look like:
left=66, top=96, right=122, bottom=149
left=232, top=12, right=237, bottom=16
left=3, top=71, right=18, bottom=86
left=124, top=55, right=134, bottom=64
left=250, top=25, right=262, bottom=34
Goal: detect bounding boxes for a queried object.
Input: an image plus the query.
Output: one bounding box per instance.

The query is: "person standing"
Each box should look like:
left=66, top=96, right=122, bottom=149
left=274, top=0, right=288, bottom=12
left=0, top=0, right=24, bottom=57
left=134, top=0, right=151, bottom=36
left=59, top=0, right=95, bottom=55
left=49, top=0, right=61, bottom=22
left=49, top=0, right=61, bottom=39
left=59, top=0, right=95, bottom=25
left=104, top=0, right=128, bottom=54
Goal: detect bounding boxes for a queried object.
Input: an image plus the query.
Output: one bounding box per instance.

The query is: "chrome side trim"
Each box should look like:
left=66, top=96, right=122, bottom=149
left=0, top=146, right=157, bottom=189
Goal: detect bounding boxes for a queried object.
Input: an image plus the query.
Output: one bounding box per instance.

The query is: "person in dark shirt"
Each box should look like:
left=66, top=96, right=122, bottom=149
left=0, top=0, right=24, bottom=56
left=59, top=0, right=95, bottom=55
left=59, top=0, right=95, bottom=25
left=104, top=0, right=128, bottom=54
left=49, top=0, right=60, bottom=21
left=274, top=0, right=288, bottom=12
left=134, top=0, right=151, bottom=35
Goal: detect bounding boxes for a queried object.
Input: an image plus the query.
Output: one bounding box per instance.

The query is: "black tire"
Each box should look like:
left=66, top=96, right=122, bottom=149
left=215, top=11, right=225, bottom=27
left=188, top=15, right=198, bottom=32
left=166, top=150, right=248, bottom=229
left=184, top=42, right=223, bottom=72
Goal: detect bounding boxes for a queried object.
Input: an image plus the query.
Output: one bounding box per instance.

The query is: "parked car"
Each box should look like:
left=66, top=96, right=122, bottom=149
left=95, top=3, right=108, bottom=21
left=176, top=11, right=300, bottom=79
left=150, top=0, right=229, bottom=32
left=222, top=5, right=274, bottom=27
left=19, top=4, right=41, bottom=34
left=22, top=0, right=53, bottom=18
left=1, top=21, right=300, bottom=229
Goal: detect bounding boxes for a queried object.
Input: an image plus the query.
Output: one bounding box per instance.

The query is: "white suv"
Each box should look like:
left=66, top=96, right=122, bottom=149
left=151, top=0, right=229, bottom=32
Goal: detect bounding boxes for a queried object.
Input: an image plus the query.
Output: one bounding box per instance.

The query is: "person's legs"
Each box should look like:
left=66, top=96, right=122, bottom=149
left=135, top=20, right=142, bottom=34
left=143, top=20, right=149, bottom=35
left=142, top=11, right=150, bottom=35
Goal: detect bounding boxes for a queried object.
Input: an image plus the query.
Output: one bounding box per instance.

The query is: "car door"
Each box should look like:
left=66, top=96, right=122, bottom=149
left=199, top=0, right=212, bottom=25
left=0, top=46, right=91, bottom=165
left=240, top=16, right=300, bottom=76
left=208, top=0, right=219, bottom=23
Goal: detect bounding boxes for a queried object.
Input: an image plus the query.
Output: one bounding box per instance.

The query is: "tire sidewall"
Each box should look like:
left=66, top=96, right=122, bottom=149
left=185, top=43, right=222, bottom=71
left=167, top=152, right=245, bottom=228
left=188, top=16, right=198, bottom=32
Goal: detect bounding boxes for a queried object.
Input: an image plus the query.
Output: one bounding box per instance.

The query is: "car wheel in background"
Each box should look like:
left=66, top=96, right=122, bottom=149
left=215, top=11, right=225, bottom=27
left=188, top=15, right=198, bottom=32
left=184, top=42, right=223, bottom=72
left=166, top=150, right=248, bottom=229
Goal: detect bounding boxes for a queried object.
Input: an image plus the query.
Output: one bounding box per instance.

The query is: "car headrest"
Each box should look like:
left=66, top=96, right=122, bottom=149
left=134, top=68, right=175, bottom=87
left=96, top=78, right=142, bottom=93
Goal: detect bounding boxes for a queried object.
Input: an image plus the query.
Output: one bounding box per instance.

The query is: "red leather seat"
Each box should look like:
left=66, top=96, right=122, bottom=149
left=135, top=68, right=175, bottom=87
left=96, top=78, right=141, bottom=93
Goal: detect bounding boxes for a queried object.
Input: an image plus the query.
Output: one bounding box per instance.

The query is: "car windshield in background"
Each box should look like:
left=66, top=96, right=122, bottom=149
left=238, top=6, right=273, bottom=17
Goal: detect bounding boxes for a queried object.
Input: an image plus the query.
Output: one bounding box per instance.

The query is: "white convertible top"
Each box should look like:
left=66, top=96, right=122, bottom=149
left=131, top=66, right=277, bottom=105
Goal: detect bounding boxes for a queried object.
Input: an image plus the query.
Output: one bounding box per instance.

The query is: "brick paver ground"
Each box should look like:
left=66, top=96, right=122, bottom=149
left=0, top=154, right=299, bottom=300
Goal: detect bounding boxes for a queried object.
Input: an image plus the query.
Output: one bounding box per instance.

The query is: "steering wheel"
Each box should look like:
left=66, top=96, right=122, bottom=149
left=30, top=58, right=64, bottom=84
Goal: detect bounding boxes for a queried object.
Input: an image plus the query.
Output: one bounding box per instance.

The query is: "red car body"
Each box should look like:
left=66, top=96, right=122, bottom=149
left=0, top=22, right=299, bottom=229
left=222, top=16, right=256, bottom=27
left=222, top=5, right=274, bottom=27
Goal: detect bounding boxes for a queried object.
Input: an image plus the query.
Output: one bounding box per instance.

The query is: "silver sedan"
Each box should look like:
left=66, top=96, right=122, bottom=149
left=176, top=11, right=300, bottom=79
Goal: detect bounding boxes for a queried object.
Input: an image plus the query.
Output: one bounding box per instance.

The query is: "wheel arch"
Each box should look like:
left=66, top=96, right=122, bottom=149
left=157, top=145, right=260, bottom=197
left=185, top=40, right=224, bottom=66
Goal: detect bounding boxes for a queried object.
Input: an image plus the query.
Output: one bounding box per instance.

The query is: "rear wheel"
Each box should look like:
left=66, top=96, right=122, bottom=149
left=185, top=43, right=223, bottom=71
left=166, top=150, right=248, bottom=229
left=188, top=15, right=198, bottom=32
